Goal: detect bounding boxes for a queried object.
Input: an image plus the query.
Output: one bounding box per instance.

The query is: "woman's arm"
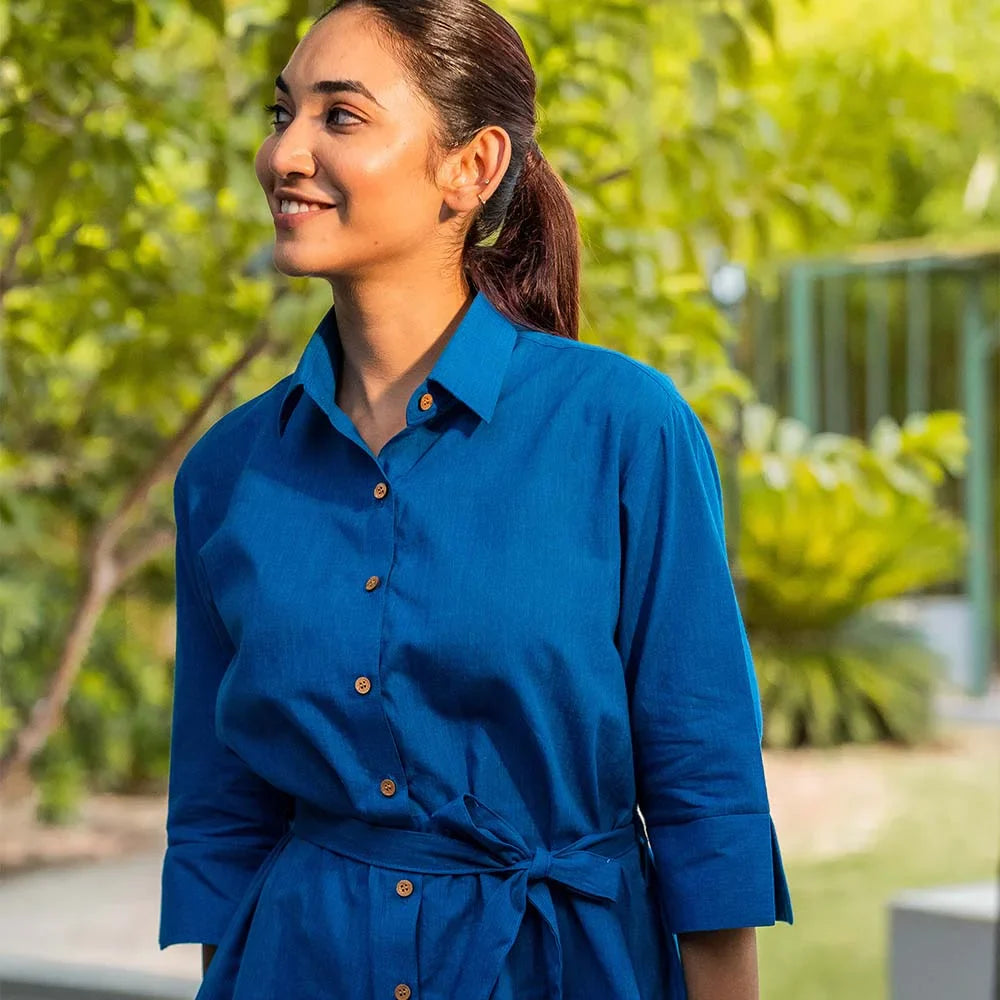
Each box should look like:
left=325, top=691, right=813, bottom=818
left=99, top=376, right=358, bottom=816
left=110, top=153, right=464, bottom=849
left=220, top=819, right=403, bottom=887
left=615, top=389, right=794, bottom=988
left=678, top=927, right=759, bottom=1000
left=159, top=459, right=294, bottom=953
left=201, top=944, right=217, bottom=975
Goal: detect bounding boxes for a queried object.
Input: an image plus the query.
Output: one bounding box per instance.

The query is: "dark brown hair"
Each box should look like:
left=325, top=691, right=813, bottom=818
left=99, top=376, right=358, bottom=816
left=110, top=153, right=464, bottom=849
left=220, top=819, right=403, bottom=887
left=312, top=0, right=580, bottom=340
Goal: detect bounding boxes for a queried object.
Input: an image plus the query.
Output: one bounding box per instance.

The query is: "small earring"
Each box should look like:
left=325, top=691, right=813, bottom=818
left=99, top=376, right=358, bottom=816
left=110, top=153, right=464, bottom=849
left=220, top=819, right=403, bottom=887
left=477, top=192, right=487, bottom=208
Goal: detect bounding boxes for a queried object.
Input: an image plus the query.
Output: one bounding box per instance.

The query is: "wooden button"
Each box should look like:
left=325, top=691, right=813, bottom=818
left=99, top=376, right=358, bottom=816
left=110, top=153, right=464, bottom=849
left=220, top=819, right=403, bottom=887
left=395, top=879, right=413, bottom=897
left=418, top=392, right=433, bottom=411
left=394, top=984, right=412, bottom=1000
left=373, top=481, right=388, bottom=499
left=380, top=777, right=397, bottom=797
left=365, top=575, right=381, bottom=591
left=354, top=676, right=371, bottom=695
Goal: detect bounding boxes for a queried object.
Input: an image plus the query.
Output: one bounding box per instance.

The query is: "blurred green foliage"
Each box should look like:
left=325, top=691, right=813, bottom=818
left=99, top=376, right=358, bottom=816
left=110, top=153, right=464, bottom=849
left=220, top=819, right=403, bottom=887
left=754, top=616, right=941, bottom=748
left=737, top=405, right=969, bottom=746
left=740, top=408, right=968, bottom=629
left=0, top=0, right=994, bottom=815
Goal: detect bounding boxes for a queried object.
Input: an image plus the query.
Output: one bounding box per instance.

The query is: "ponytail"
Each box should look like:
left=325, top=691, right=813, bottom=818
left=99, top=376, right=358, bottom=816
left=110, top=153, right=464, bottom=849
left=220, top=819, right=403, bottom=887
left=464, top=142, right=581, bottom=341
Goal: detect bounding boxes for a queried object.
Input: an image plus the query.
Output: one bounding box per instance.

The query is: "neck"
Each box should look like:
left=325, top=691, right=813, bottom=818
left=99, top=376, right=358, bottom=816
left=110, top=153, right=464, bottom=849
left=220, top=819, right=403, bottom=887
left=328, top=272, right=475, bottom=422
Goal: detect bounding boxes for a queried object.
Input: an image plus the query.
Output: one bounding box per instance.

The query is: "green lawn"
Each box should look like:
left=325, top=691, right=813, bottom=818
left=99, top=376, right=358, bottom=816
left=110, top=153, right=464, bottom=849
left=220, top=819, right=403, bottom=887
left=757, top=723, right=999, bottom=1000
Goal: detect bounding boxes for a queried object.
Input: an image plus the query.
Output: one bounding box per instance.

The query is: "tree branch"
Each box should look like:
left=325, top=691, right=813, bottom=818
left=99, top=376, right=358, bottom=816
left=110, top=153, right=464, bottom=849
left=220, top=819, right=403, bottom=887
left=0, top=298, right=288, bottom=786
left=0, top=210, right=36, bottom=297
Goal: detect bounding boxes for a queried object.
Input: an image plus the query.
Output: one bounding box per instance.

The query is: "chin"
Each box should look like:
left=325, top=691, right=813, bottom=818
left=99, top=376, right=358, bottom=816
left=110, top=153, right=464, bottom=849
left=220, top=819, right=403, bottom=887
left=271, top=248, right=339, bottom=278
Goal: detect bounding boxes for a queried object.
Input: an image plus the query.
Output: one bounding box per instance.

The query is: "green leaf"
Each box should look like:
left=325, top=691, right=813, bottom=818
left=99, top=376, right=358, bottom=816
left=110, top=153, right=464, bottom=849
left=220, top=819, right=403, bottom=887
left=744, top=0, right=776, bottom=40
left=690, top=59, right=719, bottom=128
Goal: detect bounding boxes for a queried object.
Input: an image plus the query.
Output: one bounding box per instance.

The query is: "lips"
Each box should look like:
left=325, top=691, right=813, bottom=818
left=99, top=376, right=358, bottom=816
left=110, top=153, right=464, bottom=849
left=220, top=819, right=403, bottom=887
left=277, top=201, right=333, bottom=216
left=272, top=200, right=337, bottom=230
left=274, top=191, right=336, bottom=210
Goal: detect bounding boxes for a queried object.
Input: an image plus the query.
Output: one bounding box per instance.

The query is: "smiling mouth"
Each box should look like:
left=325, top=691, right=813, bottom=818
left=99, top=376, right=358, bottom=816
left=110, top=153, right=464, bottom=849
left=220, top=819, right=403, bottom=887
left=276, top=200, right=336, bottom=216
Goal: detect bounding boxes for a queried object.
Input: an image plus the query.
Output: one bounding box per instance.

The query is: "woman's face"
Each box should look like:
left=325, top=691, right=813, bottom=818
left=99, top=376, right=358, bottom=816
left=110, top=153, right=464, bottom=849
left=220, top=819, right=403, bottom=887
left=253, top=6, right=464, bottom=282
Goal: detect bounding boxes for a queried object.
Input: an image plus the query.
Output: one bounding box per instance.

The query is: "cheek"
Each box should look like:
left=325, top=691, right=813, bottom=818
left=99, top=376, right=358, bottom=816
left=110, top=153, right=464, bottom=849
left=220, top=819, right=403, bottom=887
left=346, top=139, right=428, bottom=196
left=348, top=156, right=437, bottom=224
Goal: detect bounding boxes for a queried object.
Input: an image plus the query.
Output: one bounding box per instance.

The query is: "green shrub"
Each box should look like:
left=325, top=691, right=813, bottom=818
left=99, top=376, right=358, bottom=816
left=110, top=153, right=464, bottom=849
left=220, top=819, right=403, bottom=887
left=738, top=405, right=968, bottom=746
left=31, top=728, right=87, bottom=825
left=753, top=614, right=940, bottom=747
left=6, top=573, right=174, bottom=819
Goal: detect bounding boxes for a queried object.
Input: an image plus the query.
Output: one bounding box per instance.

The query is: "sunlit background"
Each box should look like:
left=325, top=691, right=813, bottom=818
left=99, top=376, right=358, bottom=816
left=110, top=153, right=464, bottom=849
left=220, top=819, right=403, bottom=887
left=1, top=1, right=998, bottom=998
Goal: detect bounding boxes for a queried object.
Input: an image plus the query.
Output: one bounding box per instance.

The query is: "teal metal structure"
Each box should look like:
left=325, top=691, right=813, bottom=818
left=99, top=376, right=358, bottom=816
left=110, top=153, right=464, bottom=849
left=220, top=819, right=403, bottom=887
left=752, top=241, right=999, bottom=697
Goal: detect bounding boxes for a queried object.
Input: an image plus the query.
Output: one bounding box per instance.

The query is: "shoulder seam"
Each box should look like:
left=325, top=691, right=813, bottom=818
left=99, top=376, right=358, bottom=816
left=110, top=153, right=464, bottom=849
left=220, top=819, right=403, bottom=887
left=183, top=375, right=288, bottom=470
left=515, top=331, right=682, bottom=402
left=620, top=393, right=679, bottom=494
left=510, top=332, right=688, bottom=493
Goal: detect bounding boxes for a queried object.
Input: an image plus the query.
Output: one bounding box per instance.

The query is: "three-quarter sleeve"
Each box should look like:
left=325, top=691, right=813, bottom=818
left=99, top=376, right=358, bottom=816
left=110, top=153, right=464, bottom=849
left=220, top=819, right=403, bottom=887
left=159, top=462, right=294, bottom=949
left=618, top=388, right=794, bottom=935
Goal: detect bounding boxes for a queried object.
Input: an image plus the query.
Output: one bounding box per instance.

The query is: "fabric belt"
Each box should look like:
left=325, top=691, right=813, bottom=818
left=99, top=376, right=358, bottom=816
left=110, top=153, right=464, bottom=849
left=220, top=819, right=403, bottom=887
left=290, top=792, right=648, bottom=1000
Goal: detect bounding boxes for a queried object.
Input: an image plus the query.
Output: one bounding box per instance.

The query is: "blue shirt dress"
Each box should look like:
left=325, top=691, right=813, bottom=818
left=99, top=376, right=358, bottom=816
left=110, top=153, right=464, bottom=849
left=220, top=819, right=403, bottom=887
left=158, top=288, right=794, bottom=1000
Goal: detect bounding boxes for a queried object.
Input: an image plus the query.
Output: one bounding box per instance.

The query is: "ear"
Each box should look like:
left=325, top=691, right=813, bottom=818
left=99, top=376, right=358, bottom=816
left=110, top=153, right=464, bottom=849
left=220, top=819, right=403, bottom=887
left=439, top=125, right=512, bottom=215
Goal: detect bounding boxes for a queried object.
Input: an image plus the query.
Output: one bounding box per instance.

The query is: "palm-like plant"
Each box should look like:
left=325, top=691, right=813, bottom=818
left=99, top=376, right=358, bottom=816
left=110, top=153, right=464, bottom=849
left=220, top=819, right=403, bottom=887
left=737, top=404, right=968, bottom=746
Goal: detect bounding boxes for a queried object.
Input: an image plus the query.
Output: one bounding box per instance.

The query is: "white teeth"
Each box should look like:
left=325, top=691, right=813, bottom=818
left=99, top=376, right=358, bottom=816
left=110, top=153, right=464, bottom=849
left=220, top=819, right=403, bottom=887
left=279, top=199, right=329, bottom=214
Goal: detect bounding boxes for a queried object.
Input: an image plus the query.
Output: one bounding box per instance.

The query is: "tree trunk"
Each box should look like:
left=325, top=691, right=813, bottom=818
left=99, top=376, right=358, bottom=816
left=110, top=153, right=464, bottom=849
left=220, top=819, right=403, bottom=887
left=0, top=325, right=273, bottom=786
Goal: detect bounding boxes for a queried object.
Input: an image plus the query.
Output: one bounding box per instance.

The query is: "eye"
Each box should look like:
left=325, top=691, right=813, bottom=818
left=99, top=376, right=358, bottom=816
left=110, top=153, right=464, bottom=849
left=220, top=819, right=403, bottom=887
left=328, top=106, right=364, bottom=126
left=262, top=103, right=363, bottom=129
left=263, top=102, right=289, bottom=128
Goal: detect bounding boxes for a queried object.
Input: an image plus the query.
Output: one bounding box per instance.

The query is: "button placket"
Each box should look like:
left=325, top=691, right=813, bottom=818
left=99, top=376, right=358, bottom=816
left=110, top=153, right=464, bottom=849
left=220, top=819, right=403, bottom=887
left=361, top=451, right=422, bottom=998
left=358, top=457, right=409, bottom=814
left=392, top=877, right=415, bottom=1000
left=369, top=866, right=422, bottom=1000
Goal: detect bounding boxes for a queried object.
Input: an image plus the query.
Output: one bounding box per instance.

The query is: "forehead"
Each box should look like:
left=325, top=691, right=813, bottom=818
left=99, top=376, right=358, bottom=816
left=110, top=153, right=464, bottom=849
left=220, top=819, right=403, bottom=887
left=280, top=7, right=410, bottom=108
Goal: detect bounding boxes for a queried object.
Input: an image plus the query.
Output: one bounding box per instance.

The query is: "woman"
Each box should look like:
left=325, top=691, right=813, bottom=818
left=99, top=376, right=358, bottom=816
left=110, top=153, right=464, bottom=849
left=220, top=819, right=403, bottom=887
left=157, top=2, right=794, bottom=998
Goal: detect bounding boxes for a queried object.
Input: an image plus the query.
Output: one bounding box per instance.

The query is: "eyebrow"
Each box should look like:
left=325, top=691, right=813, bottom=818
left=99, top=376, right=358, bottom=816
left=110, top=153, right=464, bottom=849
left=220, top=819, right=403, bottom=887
left=275, top=73, right=383, bottom=108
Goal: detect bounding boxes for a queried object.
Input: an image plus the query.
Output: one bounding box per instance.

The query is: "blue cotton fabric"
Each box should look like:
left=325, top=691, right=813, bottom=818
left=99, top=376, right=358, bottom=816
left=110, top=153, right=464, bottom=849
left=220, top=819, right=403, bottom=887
left=158, top=288, right=794, bottom=1000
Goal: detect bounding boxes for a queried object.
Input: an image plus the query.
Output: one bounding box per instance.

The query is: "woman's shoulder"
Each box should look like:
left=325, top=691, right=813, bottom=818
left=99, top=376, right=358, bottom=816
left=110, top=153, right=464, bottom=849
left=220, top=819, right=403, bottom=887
left=512, top=328, right=696, bottom=455
left=174, top=374, right=292, bottom=521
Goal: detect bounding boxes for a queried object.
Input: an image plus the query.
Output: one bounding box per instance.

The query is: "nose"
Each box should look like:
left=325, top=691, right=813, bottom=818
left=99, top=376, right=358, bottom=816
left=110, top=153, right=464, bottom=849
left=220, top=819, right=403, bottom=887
left=268, top=124, right=317, bottom=181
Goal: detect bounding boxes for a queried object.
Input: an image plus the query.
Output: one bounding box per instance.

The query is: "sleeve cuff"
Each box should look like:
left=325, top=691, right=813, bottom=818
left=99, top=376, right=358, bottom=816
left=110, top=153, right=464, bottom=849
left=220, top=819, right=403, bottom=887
left=646, top=812, right=794, bottom=933
left=158, top=841, right=276, bottom=949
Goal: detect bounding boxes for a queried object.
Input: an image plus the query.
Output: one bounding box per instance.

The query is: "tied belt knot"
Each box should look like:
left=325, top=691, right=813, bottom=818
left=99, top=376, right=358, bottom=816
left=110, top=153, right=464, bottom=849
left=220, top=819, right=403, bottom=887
left=527, top=844, right=553, bottom=881
left=291, top=793, right=648, bottom=1000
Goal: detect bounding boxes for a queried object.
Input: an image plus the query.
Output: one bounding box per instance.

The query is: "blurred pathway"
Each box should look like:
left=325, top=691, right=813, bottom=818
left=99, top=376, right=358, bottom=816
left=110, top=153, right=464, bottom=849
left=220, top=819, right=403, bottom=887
left=0, top=828, right=200, bottom=993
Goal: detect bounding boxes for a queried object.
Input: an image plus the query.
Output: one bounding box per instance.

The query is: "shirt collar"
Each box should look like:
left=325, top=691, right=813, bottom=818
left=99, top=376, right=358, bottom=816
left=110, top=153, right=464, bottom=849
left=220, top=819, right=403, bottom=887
left=276, top=289, right=519, bottom=438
